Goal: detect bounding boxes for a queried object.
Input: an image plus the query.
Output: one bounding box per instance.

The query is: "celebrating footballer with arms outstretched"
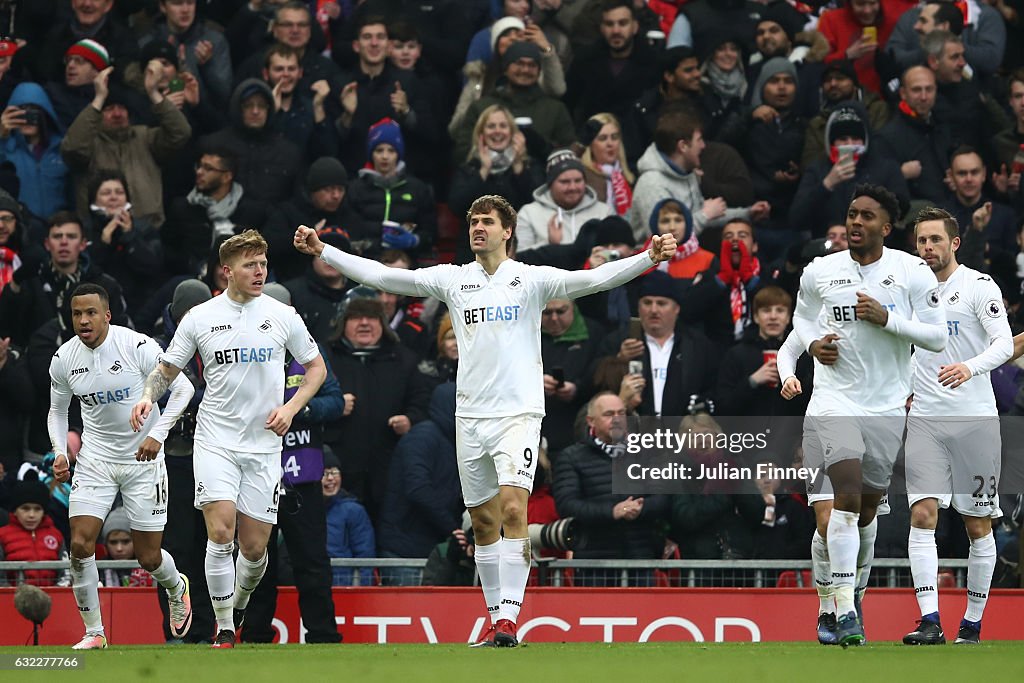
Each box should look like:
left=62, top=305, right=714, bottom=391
left=294, top=194, right=677, bottom=647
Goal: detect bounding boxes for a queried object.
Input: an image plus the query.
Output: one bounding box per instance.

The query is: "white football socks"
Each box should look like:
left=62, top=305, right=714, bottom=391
left=205, top=540, right=236, bottom=632
left=827, top=509, right=860, bottom=615
left=474, top=539, right=501, bottom=625
left=855, top=516, right=877, bottom=597
left=233, top=550, right=268, bottom=611
left=964, top=532, right=996, bottom=623
left=150, top=549, right=185, bottom=597
left=811, top=530, right=834, bottom=615
left=908, top=526, right=939, bottom=617
left=70, top=554, right=103, bottom=635
left=498, top=537, right=530, bottom=624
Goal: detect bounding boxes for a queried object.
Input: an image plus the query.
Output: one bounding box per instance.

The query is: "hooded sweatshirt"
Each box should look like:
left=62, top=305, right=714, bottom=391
left=789, top=99, right=909, bottom=235
left=516, top=184, right=614, bottom=251
left=642, top=198, right=714, bottom=280
left=631, top=143, right=753, bottom=244
left=198, top=79, right=302, bottom=204
left=0, top=83, right=69, bottom=219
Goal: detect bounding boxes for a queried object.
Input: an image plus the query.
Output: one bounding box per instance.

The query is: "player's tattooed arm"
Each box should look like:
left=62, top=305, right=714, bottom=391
left=142, top=361, right=181, bottom=401
left=131, top=361, right=183, bottom=432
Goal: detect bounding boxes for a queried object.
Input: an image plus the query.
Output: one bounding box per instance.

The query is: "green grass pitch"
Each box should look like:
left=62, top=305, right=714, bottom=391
left=3, top=642, right=1024, bottom=682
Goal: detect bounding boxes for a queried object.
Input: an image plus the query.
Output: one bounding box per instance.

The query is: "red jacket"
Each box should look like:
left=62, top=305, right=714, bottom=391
left=818, top=0, right=917, bottom=94
left=0, top=513, right=65, bottom=586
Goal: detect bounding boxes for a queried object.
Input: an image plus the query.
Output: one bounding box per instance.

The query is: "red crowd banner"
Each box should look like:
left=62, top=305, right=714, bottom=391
left=1, top=587, right=1022, bottom=645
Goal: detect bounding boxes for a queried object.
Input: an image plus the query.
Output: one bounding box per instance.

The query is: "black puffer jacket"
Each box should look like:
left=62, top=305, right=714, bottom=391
left=199, top=79, right=303, bottom=204
left=552, top=438, right=670, bottom=560
left=161, top=191, right=272, bottom=277
left=447, top=159, right=544, bottom=265
left=86, top=210, right=163, bottom=314
left=540, top=312, right=602, bottom=453
left=345, top=167, right=436, bottom=260
left=325, top=336, right=432, bottom=515
left=0, top=346, right=34, bottom=472
left=714, top=324, right=811, bottom=418
left=283, top=270, right=351, bottom=344
left=270, top=192, right=361, bottom=282
left=873, top=107, right=953, bottom=204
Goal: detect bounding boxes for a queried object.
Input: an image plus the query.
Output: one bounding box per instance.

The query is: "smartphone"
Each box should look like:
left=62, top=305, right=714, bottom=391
left=550, top=367, right=565, bottom=388
left=21, top=109, right=42, bottom=127
left=168, top=78, right=185, bottom=93
left=628, top=360, right=644, bottom=376
left=861, top=26, right=877, bottom=45
left=628, top=316, right=643, bottom=340
left=837, top=144, right=858, bottom=164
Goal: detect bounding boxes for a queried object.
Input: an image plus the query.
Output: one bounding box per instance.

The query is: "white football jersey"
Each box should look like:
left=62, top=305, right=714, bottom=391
left=319, top=244, right=656, bottom=418
left=794, top=248, right=946, bottom=413
left=910, top=265, right=1012, bottom=417
left=50, top=325, right=167, bottom=463
left=415, top=259, right=581, bottom=417
left=160, top=292, right=319, bottom=453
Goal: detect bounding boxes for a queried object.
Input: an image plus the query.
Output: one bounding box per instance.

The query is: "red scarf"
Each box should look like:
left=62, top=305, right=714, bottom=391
left=955, top=0, right=969, bottom=25
left=718, top=240, right=761, bottom=338
left=601, top=163, right=633, bottom=216
left=898, top=100, right=919, bottom=119
left=641, top=231, right=700, bottom=274
left=0, top=247, right=19, bottom=294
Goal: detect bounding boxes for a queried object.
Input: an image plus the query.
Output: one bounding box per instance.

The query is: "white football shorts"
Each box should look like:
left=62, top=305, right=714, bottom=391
left=455, top=413, right=543, bottom=507
left=905, top=416, right=1002, bottom=518
left=193, top=441, right=282, bottom=524
left=69, top=456, right=169, bottom=532
left=801, top=417, right=890, bottom=515
left=805, top=396, right=906, bottom=491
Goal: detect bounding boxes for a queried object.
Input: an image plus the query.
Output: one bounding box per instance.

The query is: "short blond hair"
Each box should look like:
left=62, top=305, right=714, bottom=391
left=219, top=229, right=268, bottom=265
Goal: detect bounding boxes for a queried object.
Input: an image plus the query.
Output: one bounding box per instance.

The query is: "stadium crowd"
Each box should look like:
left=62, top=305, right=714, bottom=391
left=1, top=0, right=1024, bottom=606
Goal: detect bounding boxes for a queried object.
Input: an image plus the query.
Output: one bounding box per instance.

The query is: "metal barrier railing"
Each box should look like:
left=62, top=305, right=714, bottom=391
left=0, top=558, right=973, bottom=589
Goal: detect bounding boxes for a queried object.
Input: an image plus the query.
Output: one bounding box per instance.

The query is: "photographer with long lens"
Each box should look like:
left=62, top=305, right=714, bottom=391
left=552, top=392, right=669, bottom=587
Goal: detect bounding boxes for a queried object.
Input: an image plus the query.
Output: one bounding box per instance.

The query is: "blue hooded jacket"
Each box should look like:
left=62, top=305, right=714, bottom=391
left=0, top=83, right=68, bottom=219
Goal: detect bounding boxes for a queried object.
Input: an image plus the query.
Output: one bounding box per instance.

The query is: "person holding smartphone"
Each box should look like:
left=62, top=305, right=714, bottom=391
left=595, top=270, right=719, bottom=417
left=0, top=83, right=70, bottom=219
left=790, top=100, right=909, bottom=236
left=540, top=297, right=602, bottom=452
left=817, top=0, right=907, bottom=95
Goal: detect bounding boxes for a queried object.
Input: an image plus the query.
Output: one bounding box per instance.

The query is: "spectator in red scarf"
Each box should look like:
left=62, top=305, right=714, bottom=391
left=641, top=198, right=714, bottom=281
left=580, top=112, right=635, bottom=218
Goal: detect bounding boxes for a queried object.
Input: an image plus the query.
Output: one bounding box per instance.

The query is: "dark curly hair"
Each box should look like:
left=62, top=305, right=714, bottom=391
left=851, top=183, right=901, bottom=223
